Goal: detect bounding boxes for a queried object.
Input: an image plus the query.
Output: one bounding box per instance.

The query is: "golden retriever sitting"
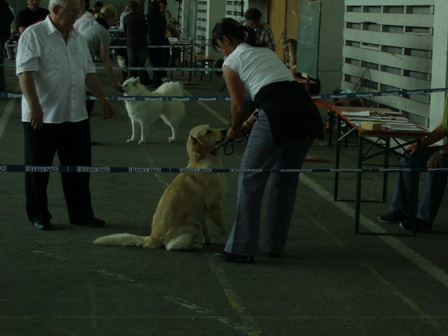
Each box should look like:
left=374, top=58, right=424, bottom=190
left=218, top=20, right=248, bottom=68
left=93, top=125, right=229, bottom=251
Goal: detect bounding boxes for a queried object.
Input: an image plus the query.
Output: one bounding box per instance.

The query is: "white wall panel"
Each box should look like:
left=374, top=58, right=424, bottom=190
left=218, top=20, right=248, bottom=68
left=342, top=1, right=446, bottom=125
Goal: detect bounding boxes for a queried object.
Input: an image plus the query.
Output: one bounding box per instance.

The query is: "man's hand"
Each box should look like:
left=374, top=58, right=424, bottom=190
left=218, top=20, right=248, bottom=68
left=404, top=142, right=418, bottom=156
left=427, top=152, right=444, bottom=168
left=100, top=100, right=119, bottom=120
left=30, top=108, right=44, bottom=130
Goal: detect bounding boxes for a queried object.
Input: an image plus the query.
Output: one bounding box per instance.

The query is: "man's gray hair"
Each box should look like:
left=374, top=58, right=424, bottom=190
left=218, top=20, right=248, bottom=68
left=48, top=0, right=70, bottom=12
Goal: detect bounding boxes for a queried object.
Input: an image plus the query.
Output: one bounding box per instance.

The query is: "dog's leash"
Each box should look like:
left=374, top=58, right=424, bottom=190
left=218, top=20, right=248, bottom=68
left=214, top=136, right=248, bottom=156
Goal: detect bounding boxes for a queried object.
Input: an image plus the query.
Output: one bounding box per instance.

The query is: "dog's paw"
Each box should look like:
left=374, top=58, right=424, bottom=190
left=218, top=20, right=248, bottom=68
left=127, top=138, right=138, bottom=143
left=138, top=140, right=149, bottom=144
left=168, top=137, right=176, bottom=143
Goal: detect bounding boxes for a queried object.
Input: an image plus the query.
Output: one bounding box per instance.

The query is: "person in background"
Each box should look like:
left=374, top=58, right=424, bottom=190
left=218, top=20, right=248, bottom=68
left=74, top=0, right=94, bottom=30
left=5, top=0, right=17, bottom=61
left=91, top=1, right=102, bottom=15
left=78, top=4, right=121, bottom=93
left=16, top=0, right=50, bottom=33
left=281, top=38, right=297, bottom=74
left=123, top=0, right=150, bottom=85
left=242, top=7, right=276, bottom=51
left=0, top=0, right=14, bottom=92
left=159, top=0, right=176, bottom=31
left=167, top=25, right=180, bottom=67
left=114, top=3, right=131, bottom=82
left=16, top=0, right=118, bottom=231
left=146, top=0, right=169, bottom=89
left=378, top=93, right=448, bottom=231
left=118, top=3, right=130, bottom=31
left=77, top=4, right=123, bottom=144
left=211, top=18, right=323, bottom=263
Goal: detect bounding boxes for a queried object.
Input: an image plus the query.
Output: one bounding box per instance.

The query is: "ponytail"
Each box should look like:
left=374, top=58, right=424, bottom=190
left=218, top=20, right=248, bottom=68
left=241, top=25, right=257, bottom=46
left=95, top=14, right=109, bottom=29
left=96, top=4, right=118, bottom=29
left=211, top=18, right=257, bottom=50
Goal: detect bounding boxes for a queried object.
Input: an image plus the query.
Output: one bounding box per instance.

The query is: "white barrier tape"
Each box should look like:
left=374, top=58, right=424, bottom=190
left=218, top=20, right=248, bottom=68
left=1, top=88, right=447, bottom=101
left=1, top=165, right=447, bottom=174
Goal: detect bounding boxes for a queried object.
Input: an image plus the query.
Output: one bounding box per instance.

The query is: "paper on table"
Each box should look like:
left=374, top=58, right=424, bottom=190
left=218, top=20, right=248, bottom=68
left=378, top=117, right=409, bottom=122
left=341, top=111, right=370, bottom=117
left=349, top=117, right=380, bottom=122
left=386, top=124, right=420, bottom=130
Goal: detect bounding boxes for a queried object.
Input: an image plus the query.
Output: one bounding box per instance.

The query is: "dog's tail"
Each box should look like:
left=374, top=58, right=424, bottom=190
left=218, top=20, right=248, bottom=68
left=93, top=233, right=148, bottom=247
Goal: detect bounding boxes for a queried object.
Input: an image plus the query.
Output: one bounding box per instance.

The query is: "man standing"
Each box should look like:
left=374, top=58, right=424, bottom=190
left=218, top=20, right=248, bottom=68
left=242, top=8, right=276, bottom=51
left=16, top=0, right=118, bottom=231
left=123, top=0, right=151, bottom=84
left=378, top=93, right=448, bottom=231
left=0, top=0, right=14, bottom=92
left=16, top=0, right=50, bottom=33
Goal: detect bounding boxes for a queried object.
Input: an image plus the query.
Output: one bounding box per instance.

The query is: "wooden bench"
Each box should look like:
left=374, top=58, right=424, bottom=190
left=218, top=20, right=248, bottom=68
left=194, top=54, right=215, bottom=81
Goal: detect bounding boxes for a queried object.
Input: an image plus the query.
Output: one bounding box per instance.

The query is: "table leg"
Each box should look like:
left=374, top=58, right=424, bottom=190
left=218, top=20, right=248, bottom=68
left=355, top=135, right=363, bottom=234
left=411, top=140, right=422, bottom=236
left=327, top=109, right=334, bottom=148
left=183, top=44, right=196, bottom=86
left=382, top=138, right=390, bottom=203
left=334, top=115, right=342, bottom=201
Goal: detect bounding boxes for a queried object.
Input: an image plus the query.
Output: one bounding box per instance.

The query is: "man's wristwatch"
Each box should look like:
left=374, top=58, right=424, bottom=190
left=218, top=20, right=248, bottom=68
left=437, top=149, right=445, bottom=156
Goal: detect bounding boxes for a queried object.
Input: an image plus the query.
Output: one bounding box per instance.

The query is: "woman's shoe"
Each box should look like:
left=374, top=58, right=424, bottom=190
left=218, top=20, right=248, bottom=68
left=216, top=251, right=254, bottom=264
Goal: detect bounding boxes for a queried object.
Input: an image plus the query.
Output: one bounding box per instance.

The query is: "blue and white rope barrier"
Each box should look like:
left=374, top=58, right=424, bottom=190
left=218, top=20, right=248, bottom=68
left=1, top=87, right=447, bottom=101
left=1, top=165, right=448, bottom=174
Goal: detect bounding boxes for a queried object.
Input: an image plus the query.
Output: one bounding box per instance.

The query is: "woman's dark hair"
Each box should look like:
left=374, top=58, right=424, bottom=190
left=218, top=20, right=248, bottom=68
left=211, top=18, right=256, bottom=51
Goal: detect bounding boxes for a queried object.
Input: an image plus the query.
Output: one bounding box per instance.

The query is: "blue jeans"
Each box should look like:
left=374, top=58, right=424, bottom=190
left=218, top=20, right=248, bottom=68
left=224, top=110, right=314, bottom=256
left=391, top=146, right=448, bottom=223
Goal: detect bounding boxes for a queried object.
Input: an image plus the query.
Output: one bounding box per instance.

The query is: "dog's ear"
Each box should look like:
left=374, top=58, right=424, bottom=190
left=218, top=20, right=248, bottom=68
left=134, top=77, right=140, bottom=85
left=190, top=135, right=198, bottom=145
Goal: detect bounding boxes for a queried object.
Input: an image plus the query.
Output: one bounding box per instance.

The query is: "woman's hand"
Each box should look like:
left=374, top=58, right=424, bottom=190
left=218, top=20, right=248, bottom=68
left=114, top=83, right=124, bottom=93
left=226, top=127, right=245, bottom=140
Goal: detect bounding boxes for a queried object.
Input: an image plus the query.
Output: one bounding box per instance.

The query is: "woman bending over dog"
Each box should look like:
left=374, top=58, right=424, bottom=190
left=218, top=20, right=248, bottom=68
left=212, top=18, right=324, bottom=263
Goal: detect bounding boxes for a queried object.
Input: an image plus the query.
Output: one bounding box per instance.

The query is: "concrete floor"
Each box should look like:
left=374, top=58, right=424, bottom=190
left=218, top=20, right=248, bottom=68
left=1, top=59, right=448, bottom=336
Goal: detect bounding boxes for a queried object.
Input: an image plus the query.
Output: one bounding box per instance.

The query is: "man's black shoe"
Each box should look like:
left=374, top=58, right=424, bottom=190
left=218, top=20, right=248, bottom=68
left=400, top=218, right=433, bottom=232
left=378, top=210, right=411, bottom=224
left=216, top=251, right=254, bottom=264
left=72, top=217, right=106, bottom=228
left=33, top=220, right=52, bottom=231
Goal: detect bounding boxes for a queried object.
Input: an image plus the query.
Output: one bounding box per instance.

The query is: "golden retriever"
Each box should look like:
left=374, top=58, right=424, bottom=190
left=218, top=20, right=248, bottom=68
left=93, top=125, right=229, bottom=251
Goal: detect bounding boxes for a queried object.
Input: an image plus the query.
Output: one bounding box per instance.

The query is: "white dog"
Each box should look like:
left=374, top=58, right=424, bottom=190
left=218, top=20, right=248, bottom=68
left=93, top=125, right=229, bottom=251
left=121, top=77, right=186, bottom=144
